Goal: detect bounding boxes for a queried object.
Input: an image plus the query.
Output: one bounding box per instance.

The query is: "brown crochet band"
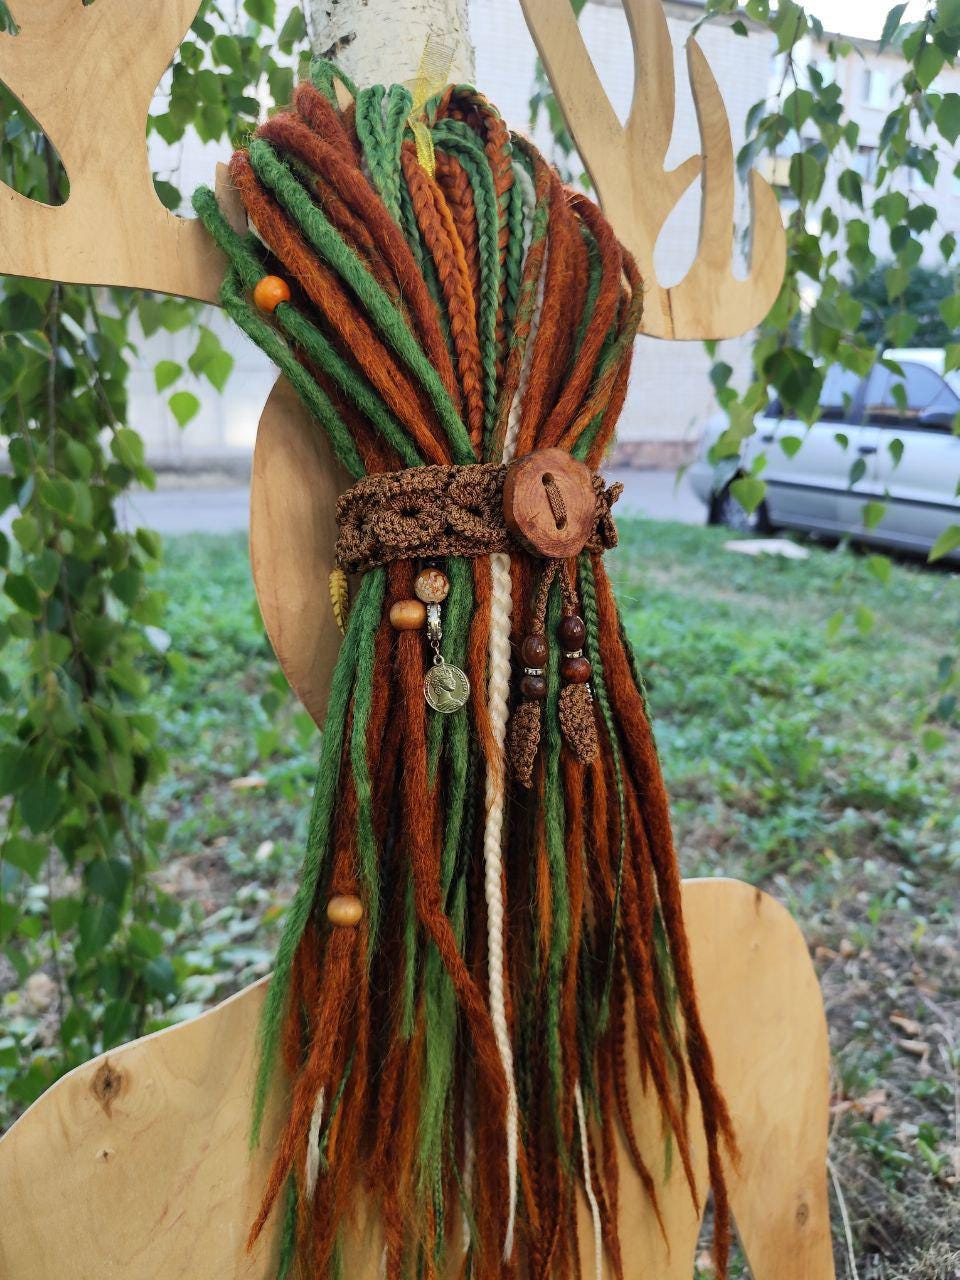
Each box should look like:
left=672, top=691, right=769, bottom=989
left=335, top=459, right=622, bottom=573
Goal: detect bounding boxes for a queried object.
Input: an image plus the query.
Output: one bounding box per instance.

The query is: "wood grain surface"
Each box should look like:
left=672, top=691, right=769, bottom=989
left=0, top=880, right=835, bottom=1279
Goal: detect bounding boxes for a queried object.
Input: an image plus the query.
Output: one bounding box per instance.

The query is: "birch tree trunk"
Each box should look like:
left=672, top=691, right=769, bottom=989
left=307, top=0, right=475, bottom=89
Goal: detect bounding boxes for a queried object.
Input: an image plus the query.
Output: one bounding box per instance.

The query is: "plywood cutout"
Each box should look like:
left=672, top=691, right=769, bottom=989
left=517, top=0, right=787, bottom=340
left=0, top=4, right=826, bottom=1277
left=0, top=881, right=835, bottom=1279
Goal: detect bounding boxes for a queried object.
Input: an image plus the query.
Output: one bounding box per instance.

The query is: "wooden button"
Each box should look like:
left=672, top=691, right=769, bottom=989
left=503, top=448, right=596, bottom=559
left=390, top=599, right=427, bottom=630
left=327, top=895, right=363, bottom=927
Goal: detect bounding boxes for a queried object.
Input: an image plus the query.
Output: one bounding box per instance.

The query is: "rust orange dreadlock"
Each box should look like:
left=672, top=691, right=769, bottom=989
left=196, top=56, right=736, bottom=1280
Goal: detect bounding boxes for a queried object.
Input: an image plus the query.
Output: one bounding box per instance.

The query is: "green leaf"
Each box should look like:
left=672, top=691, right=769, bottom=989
left=168, top=390, right=201, bottom=428
left=111, top=426, right=147, bottom=471
left=4, top=573, right=41, bottom=616
left=129, top=923, right=165, bottom=959
left=38, top=476, right=76, bottom=516
left=936, top=93, right=960, bottom=144
left=84, top=857, right=132, bottom=906
left=730, top=475, right=766, bottom=514
left=915, top=41, right=945, bottom=89
left=243, top=0, right=275, bottom=23
left=2, top=836, right=46, bottom=880
left=946, top=344, right=960, bottom=373
left=211, top=33, right=243, bottom=70
left=854, top=604, right=875, bottom=636
left=50, top=897, right=81, bottom=933
left=19, top=777, right=61, bottom=833
left=929, top=524, right=960, bottom=562
left=153, top=179, right=182, bottom=212
left=837, top=168, right=863, bottom=208
left=277, top=7, right=306, bottom=51
left=866, top=554, right=892, bottom=584
left=64, top=438, right=93, bottom=480
left=78, top=901, right=120, bottom=954
left=862, top=500, right=887, bottom=530
left=879, top=3, right=908, bottom=49
left=154, top=360, right=183, bottom=392
left=788, top=151, right=824, bottom=204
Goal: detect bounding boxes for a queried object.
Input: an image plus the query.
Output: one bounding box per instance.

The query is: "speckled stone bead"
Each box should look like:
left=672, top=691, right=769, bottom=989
left=520, top=673, right=547, bottom=701
left=521, top=634, right=549, bottom=667
left=557, top=614, right=586, bottom=650
left=414, top=568, right=450, bottom=604
left=560, top=654, right=592, bottom=684
left=327, top=894, right=363, bottom=927
left=389, top=599, right=427, bottom=630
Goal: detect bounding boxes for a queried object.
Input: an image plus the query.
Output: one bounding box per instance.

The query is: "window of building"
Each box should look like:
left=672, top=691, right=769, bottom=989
left=862, top=67, right=890, bottom=109
left=853, top=145, right=878, bottom=184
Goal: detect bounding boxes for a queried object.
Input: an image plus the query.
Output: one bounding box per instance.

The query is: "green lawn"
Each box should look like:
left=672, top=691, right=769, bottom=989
left=10, top=519, right=960, bottom=1276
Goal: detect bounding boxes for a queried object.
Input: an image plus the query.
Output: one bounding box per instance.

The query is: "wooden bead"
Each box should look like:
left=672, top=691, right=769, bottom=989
left=414, top=568, right=450, bottom=604
left=560, top=654, right=592, bottom=684
left=558, top=614, right=586, bottom=650
left=253, top=275, right=291, bottom=313
left=390, top=599, right=427, bottom=630
left=503, top=448, right=596, bottom=559
left=327, top=894, right=363, bottom=928
left=521, top=634, right=549, bottom=667
left=520, top=673, right=547, bottom=701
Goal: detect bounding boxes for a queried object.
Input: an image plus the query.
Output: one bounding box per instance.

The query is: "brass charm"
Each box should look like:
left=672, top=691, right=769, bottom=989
left=424, top=662, right=470, bottom=714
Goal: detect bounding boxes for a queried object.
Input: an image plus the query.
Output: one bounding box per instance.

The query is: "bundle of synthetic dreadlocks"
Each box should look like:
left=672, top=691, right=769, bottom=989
left=195, top=57, right=735, bottom=1280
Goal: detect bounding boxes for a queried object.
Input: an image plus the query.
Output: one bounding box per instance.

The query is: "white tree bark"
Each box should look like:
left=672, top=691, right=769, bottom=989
left=307, top=0, right=475, bottom=89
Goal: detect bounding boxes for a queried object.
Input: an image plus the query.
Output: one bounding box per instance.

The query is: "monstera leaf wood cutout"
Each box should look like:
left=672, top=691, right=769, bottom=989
left=0, top=3, right=831, bottom=1279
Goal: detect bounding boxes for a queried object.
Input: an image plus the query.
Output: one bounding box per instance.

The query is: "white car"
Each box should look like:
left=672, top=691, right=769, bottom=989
left=689, top=349, right=960, bottom=564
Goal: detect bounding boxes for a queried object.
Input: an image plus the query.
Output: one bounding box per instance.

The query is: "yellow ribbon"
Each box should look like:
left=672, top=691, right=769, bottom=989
left=407, top=33, right=455, bottom=179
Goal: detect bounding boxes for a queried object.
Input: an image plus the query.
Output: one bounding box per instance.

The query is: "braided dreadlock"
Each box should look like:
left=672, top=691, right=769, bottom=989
left=195, top=58, right=735, bottom=1280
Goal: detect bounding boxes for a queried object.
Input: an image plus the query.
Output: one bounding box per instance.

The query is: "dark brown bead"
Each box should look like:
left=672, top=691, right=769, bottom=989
left=558, top=614, right=586, bottom=650
left=520, top=673, right=547, bottom=701
left=521, top=634, right=549, bottom=667
left=560, top=654, right=592, bottom=684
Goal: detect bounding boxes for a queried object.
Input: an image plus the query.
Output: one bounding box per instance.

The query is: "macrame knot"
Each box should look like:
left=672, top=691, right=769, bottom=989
left=335, top=460, right=621, bottom=573
left=558, top=683, right=600, bottom=765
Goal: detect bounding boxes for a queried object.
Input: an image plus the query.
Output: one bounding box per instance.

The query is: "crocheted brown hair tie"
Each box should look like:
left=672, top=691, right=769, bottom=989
left=335, top=452, right=622, bottom=574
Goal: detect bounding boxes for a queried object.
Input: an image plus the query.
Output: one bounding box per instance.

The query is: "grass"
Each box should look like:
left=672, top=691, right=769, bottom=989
left=10, top=519, right=960, bottom=1275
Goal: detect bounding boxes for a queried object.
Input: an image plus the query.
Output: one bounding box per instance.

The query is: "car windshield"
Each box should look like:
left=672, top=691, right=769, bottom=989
left=946, top=371, right=960, bottom=400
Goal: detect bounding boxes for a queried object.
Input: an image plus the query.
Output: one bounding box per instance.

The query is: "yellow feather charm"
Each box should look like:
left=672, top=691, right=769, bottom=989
left=329, top=568, right=350, bottom=635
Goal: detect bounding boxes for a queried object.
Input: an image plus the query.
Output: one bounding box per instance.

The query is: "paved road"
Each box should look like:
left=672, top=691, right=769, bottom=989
left=118, top=469, right=706, bottom=536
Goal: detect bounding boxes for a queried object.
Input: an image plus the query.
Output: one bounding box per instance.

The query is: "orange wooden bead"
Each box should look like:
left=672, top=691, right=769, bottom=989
left=327, top=894, right=363, bottom=928
left=389, top=599, right=427, bottom=630
left=253, top=275, right=291, bottom=314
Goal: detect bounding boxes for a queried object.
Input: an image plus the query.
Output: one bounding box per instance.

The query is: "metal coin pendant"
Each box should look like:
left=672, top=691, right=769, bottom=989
left=424, top=661, right=470, bottom=714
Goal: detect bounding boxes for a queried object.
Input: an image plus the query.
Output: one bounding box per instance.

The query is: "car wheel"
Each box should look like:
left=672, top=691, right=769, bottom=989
left=710, top=481, right=771, bottom=534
